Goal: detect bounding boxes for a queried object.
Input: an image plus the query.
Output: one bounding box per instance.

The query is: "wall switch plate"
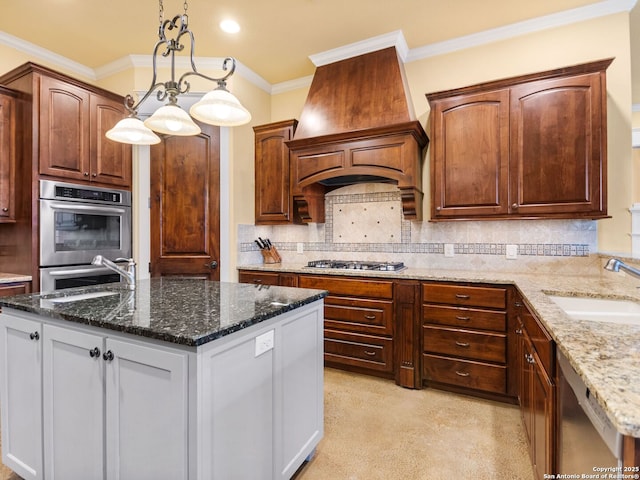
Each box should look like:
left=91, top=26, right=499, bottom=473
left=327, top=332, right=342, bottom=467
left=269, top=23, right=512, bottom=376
left=255, top=330, right=274, bottom=357
left=444, top=244, right=455, bottom=257
left=506, top=244, right=518, bottom=259
left=297, top=242, right=304, bottom=253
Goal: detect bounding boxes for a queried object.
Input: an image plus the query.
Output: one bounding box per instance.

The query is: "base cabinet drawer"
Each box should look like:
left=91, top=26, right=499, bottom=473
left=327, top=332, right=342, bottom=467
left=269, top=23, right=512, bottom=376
left=423, top=325, right=506, bottom=363
left=422, top=354, right=507, bottom=394
left=324, top=296, right=393, bottom=335
left=324, top=329, right=393, bottom=374
left=422, top=305, right=506, bottom=331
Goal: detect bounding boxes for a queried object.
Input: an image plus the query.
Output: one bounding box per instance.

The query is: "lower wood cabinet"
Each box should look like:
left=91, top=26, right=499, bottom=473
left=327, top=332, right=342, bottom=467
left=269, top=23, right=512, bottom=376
left=0, top=281, right=31, bottom=297
left=421, top=282, right=508, bottom=396
left=298, top=274, right=395, bottom=378
left=515, top=294, right=555, bottom=480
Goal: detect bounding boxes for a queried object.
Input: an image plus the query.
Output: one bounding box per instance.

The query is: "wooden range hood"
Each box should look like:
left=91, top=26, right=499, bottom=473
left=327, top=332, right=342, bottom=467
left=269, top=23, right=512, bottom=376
left=286, top=47, right=429, bottom=223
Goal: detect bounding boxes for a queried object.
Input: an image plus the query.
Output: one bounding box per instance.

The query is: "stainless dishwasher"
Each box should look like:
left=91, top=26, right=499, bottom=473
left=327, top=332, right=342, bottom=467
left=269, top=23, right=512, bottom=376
left=557, top=347, right=622, bottom=474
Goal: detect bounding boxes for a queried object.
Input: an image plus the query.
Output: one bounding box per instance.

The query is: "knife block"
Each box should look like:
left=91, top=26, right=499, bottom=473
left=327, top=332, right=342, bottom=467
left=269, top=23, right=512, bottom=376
left=260, top=246, right=281, bottom=264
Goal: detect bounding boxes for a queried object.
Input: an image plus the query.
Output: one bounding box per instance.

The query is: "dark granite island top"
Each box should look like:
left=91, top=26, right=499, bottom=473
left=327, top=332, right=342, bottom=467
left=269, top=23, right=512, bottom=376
left=0, top=277, right=327, bottom=346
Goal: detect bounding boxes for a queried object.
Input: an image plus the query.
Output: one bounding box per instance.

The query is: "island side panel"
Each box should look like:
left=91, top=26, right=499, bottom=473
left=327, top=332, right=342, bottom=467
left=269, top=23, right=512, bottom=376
left=196, top=299, right=324, bottom=480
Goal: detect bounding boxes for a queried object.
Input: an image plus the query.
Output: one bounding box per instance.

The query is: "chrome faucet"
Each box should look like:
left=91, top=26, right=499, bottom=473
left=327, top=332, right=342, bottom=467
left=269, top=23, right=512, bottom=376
left=92, top=255, right=136, bottom=290
left=604, top=258, right=640, bottom=280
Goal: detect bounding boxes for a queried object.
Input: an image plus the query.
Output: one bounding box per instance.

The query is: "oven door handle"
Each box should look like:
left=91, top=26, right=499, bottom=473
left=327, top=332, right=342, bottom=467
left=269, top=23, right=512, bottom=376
left=47, top=266, right=114, bottom=278
left=46, top=201, right=127, bottom=215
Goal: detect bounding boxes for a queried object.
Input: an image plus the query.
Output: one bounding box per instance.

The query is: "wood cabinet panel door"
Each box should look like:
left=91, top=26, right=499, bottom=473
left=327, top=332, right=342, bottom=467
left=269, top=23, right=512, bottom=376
left=150, top=123, right=221, bottom=279
left=510, top=72, right=605, bottom=216
left=0, top=93, right=15, bottom=221
left=38, top=75, right=90, bottom=181
left=254, top=120, right=296, bottom=224
left=90, top=95, right=132, bottom=187
left=431, top=89, right=510, bottom=218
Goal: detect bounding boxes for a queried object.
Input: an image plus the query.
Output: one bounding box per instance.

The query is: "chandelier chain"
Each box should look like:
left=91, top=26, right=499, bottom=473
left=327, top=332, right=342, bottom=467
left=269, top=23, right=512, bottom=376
left=159, top=0, right=164, bottom=25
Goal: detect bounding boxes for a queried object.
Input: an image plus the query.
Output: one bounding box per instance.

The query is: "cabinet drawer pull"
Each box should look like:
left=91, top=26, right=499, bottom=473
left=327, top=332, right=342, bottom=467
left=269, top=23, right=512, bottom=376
left=455, top=341, right=470, bottom=348
left=455, top=371, right=470, bottom=377
left=253, top=279, right=263, bottom=283
left=455, top=316, right=471, bottom=321
left=455, top=294, right=470, bottom=299
left=364, top=314, right=376, bottom=320
left=363, top=350, right=377, bottom=357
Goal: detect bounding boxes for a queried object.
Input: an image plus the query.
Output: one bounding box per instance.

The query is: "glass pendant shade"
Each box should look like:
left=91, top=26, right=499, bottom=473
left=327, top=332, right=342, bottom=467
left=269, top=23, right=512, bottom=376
left=105, top=117, right=161, bottom=145
left=190, top=88, right=252, bottom=127
left=144, top=104, right=202, bottom=136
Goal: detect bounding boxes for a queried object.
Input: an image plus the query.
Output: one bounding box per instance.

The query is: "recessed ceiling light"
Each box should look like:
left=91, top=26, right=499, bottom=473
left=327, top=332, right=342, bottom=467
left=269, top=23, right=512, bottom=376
left=220, top=19, right=240, bottom=34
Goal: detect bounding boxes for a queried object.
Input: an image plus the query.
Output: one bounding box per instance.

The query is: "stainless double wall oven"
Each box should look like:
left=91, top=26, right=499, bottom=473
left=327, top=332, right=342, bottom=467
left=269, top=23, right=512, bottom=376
left=39, top=180, right=132, bottom=292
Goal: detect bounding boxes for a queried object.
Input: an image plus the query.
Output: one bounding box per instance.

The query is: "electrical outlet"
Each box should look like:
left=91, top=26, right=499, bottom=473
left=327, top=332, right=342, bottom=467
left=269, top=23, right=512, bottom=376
left=444, top=244, right=455, bottom=257
left=506, top=244, right=518, bottom=260
left=255, top=330, right=274, bottom=357
left=297, top=242, right=304, bottom=253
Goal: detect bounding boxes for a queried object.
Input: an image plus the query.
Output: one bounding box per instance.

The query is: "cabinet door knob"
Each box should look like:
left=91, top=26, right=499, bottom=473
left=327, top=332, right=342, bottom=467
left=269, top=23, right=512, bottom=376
left=435, top=206, right=442, bottom=211
left=511, top=203, right=518, bottom=209
left=103, top=350, right=114, bottom=362
left=29, top=331, right=40, bottom=341
left=1, top=207, right=7, bottom=212
left=83, top=172, right=89, bottom=176
left=515, top=328, right=523, bottom=335
left=89, top=347, right=101, bottom=358
left=91, top=173, right=97, bottom=178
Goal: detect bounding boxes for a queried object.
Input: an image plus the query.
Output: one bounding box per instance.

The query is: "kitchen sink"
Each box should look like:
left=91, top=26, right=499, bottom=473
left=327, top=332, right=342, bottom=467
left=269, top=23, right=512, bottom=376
left=548, top=295, right=640, bottom=324
left=45, top=291, right=120, bottom=303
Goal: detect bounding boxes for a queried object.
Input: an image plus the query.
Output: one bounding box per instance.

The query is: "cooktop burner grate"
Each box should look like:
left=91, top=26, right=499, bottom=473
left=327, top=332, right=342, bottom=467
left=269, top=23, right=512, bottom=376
left=306, top=260, right=406, bottom=271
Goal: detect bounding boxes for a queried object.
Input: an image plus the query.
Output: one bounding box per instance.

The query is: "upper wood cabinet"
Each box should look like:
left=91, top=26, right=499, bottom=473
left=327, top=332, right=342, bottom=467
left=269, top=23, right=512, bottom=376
left=0, top=87, right=17, bottom=222
left=0, top=62, right=132, bottom=189
left=253, top=119, right=298, bottom=224
left=427, top=58, right=612, bottom=221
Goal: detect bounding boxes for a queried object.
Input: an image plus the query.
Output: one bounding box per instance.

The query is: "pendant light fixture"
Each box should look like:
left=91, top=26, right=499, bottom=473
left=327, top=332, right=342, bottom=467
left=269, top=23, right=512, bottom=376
left=106, top=0, right=251, bottom=145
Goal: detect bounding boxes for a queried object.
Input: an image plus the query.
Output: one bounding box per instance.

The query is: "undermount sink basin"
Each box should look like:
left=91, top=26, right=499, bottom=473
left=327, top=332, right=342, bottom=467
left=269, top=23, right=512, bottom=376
left=548, top=295, right=640, bottom=325
left=46, top=291, right=120, bottom=304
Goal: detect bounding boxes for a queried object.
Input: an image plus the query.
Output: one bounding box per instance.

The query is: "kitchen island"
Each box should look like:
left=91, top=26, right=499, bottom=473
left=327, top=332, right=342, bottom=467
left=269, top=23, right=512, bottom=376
left=0, top=278, right=327, bottom=480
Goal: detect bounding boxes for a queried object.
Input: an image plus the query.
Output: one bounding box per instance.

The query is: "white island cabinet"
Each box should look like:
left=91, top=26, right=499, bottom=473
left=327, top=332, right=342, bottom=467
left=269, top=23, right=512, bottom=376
left=0, top=278, right=326, bottom=480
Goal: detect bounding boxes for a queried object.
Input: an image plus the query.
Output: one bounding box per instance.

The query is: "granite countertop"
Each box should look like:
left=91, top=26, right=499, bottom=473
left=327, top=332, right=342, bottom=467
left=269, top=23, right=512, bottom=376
left=0, top=272, right=32, bottom=284
left=0, top=278, right=327, bottom=347
left=240, top=261, right=640, bottom=438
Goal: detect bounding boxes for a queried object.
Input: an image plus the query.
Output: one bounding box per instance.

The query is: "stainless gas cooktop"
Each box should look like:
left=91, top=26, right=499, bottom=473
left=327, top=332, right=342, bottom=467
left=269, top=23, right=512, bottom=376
left=306, top=260, right=406, bottom=272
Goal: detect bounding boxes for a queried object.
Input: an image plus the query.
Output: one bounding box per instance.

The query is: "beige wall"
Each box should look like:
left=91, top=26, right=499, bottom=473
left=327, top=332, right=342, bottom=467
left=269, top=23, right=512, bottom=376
left=271, top=12, right=635, bottom=255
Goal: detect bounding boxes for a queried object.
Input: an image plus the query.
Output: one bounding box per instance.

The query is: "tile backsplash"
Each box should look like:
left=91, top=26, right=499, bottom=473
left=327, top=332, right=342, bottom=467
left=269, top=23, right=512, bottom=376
left=239, top=183, right=598, bottom=273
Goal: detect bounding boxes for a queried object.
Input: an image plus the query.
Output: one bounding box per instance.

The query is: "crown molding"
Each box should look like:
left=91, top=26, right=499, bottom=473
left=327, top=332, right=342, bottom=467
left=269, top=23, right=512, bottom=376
left=0, top=30, right=96, bottom=80
left=406, top=0, right=637, bottom=62
left=271, top=75, right=314, bottom=95
left=309, top=30, right=409, bottom=67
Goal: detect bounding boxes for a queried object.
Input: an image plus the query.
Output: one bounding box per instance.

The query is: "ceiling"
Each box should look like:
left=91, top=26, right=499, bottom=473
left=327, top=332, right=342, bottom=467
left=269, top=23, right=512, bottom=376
left=0, top=0, right=638, bottom=97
